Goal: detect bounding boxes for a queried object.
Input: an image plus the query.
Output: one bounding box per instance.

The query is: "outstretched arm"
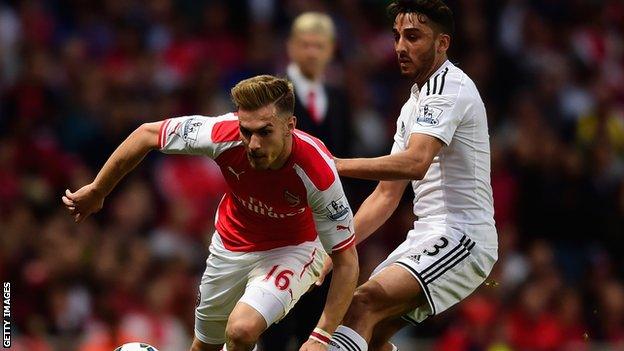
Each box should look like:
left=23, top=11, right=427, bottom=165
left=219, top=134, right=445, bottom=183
left=61, top=121, right=162, bottom=222
left=335, top=133, right=443, bottom=181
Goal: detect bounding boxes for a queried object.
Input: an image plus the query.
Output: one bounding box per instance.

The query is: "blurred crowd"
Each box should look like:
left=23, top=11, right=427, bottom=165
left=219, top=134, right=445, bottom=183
left=1, top=0, right=624, bottom=350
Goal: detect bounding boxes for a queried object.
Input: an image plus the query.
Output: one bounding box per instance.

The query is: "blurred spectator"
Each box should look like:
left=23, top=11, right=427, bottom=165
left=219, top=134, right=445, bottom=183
left=284, top=11, right=351, bottom=157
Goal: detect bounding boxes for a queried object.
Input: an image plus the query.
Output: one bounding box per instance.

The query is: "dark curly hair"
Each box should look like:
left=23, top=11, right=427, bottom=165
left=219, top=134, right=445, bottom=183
left=387, top=0, right=454, bottom=37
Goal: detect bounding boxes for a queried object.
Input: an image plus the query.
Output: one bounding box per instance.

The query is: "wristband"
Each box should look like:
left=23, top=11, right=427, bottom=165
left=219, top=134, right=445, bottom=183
left=309, top=327, right=332, bottom=345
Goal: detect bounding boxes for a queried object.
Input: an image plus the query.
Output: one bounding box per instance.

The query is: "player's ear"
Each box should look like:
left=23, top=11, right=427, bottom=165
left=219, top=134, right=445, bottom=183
left=437, top=33, right=450, bottom=54
left=286, top=115, right=297, bottom=136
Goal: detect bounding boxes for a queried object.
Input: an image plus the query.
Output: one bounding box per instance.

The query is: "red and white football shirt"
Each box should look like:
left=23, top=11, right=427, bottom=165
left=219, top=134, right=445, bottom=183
left=159, top=113, right=355, bottom=254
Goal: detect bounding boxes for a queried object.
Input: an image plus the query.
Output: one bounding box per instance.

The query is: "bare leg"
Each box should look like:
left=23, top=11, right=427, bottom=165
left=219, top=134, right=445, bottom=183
left=342, top=264, right=426, bottom=341
left=225, top=302, right=267, bottom=351
left=369, top=318, right=407, bottom=351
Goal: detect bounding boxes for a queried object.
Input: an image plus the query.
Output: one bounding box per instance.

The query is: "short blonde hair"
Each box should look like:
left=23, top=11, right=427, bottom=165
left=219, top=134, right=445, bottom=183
left=231, top=75, right=295, bottom=117
left=290, top=12, right=336, bottom=41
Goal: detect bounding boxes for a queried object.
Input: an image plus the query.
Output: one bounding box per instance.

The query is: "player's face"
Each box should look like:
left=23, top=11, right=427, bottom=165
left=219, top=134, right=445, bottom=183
left=393, top=13, right=444, bottom=81
left=288, top=32, right=334, bottom=79
left=238, top=104, right=295, bottom=170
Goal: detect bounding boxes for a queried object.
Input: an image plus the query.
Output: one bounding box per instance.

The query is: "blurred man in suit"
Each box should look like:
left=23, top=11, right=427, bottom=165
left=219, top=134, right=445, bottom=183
left=286, top=12, right=351, bottom=158
left=261, top=12, right=353, bottom=350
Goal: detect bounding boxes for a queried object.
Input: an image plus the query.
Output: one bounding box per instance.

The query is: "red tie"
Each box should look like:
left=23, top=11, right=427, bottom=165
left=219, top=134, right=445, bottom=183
left=307, top=90, right=320, bottom=124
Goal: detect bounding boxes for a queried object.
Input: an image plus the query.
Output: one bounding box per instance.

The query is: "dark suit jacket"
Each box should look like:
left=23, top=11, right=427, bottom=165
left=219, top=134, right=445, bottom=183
left=290, top=81, right=353, bottom=158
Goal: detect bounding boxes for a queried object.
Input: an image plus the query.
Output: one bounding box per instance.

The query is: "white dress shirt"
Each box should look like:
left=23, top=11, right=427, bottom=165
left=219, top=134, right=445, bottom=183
left=287, top=63, right=328, bottom=123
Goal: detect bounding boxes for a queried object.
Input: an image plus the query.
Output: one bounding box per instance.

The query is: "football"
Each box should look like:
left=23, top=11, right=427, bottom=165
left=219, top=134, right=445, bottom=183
left=114, top=343, right=159, bottom=351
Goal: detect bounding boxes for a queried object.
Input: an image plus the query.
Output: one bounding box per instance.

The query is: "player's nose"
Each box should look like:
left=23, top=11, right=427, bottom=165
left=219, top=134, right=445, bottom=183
left=248, top=134, right=261, bottom=150
left=395, top=37, right=408, bottom=54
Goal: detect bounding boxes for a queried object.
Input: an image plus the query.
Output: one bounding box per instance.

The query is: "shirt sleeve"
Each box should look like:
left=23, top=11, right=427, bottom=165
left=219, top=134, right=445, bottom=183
left=159, top=113, right=239, bottom=158
left=391, top=111, right=409, bottom=155
left=296, top=164, right=355, bottom=255
left=410, top=75, right=465, bottom=146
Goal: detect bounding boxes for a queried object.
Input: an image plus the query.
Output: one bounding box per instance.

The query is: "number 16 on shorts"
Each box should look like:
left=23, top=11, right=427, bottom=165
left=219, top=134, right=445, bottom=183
left=264, top=265, right=294, bottom=291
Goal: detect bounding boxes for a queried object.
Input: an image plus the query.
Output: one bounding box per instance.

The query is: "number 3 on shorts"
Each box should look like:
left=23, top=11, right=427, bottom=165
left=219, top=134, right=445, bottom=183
left=264, top=265, right=294, bottom=290
left=422, top=237, right=449, bottom=256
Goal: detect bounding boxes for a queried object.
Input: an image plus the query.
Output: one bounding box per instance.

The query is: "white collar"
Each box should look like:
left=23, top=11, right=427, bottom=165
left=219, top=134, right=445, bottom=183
left=410, top=60, right=452, bottom=97
left=287, top=63, right=323, bottom=96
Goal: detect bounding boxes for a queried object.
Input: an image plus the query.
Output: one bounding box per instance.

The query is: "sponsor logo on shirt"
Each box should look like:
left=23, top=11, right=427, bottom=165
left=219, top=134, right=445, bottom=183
left=233, top=194, right=306, bottom=218
left=325, top=196, right=350, bottom=221
left=182, top=118, right=203, bottom=141
left=227, top=166, right=245, bottom=180
left=169, top=122, right=182, bottom=138
left=336, top=220, right=352, bottom=234
left=416, top=104, right=443, bottom=126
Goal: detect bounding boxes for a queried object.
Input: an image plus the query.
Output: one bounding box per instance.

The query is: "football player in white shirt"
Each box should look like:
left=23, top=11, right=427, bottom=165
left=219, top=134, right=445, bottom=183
left=326, top=1, right=498, bottom=350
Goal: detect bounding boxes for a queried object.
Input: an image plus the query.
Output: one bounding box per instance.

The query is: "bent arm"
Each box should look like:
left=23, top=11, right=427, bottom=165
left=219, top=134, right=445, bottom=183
left=335, top=133, right=443, bottom=181
left=93, top=121, right=162, bottom=196
left=314, top=245, right=359, bottom=335
left=354, top=179, right=409, bottom=245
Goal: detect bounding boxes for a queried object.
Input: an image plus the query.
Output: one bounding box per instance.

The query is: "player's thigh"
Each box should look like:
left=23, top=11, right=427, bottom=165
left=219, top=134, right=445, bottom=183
left=242, top=240, right=326, bottom=326
left=355, top=264, right=428, bottom=319
left=195, top=237, right=253, bottom=345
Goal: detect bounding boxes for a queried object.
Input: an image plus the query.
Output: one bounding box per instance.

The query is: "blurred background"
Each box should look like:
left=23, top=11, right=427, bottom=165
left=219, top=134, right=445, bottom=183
left=1, top=0, right=624, bottom=350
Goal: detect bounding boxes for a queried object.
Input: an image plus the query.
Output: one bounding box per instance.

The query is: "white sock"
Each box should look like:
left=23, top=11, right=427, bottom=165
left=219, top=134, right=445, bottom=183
left=328, top=325, right=368, bottom=351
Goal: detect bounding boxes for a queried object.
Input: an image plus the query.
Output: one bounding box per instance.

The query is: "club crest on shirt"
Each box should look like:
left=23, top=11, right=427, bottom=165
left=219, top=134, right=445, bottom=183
left=416, top=104, right=443, bottom=126
left=326, top=196, right=350, bottom=221
left=284, top=190, right=301, bottom=207
left=182, top=118, right=204, bottom=141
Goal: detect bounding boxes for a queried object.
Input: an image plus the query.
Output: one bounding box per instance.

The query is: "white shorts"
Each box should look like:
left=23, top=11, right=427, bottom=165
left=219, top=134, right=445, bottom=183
left=195, top=232, right=327, bottom=344
left=371, top=221, right=498, bottom=324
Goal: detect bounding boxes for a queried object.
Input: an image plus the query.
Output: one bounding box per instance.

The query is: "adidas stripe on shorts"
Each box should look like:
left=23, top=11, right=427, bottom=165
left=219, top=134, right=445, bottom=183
left=371, top=221, right=497, bottom=324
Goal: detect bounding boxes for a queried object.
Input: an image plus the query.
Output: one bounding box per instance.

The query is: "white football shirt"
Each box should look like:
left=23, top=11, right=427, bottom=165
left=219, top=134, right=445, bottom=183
left=392, top=60, right=496, bottom=242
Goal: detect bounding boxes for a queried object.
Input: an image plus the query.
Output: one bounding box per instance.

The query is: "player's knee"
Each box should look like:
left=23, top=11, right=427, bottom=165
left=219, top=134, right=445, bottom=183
left=346, top=285, right=383, bottom=322
left=225, top=320, right=261, bottom=346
